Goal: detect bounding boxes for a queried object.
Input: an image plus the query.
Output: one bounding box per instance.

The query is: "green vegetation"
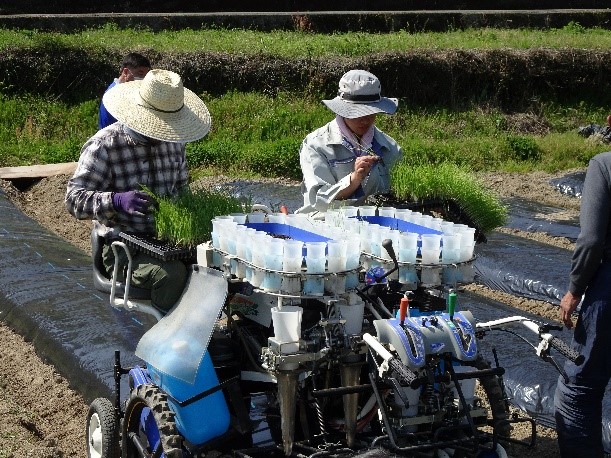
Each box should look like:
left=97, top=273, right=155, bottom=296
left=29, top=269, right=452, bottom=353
left=391, top=162, right=508, bottom=234
left=151, top=187, right=246, bottom=247
left=1, top=24, right=609, bottom=236
left=0, top=91, right=605, bottom=176
left=1, top=23, right=611, bottom=55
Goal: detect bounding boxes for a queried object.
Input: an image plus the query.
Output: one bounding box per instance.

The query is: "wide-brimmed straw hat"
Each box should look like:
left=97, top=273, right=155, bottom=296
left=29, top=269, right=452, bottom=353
left=102, top=69, right=211, bottom=143
left=322, top=69, right=398, bottom=119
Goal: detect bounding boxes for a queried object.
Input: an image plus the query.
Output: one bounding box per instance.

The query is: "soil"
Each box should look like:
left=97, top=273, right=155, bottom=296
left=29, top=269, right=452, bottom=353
left=0, top=170, right=584, bottom=457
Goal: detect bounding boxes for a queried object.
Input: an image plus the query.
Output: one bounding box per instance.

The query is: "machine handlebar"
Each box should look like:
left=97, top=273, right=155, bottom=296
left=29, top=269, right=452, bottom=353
left=476, top=316, right=583, bottom=365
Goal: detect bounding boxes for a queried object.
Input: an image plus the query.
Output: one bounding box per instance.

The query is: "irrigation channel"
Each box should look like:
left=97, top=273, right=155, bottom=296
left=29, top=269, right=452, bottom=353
left=0, top=174, right=609, bottom=453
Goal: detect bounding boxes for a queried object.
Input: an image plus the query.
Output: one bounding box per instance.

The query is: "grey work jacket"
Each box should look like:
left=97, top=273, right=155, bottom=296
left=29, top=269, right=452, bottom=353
left=296, top=119, right=403, bottom=217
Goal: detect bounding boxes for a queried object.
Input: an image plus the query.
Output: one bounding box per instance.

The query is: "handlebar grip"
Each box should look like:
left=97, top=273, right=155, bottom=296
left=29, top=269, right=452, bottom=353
left=549, top=336, right=584, bottom=365
left=389, top=358, right=419, bottom=387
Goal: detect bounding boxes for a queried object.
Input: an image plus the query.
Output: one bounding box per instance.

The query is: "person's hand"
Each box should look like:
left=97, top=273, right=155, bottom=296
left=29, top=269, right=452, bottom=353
left=559, top=291, right=581, bottom=329
left=351, top=155, right=379, bottom=184
left=112, top=191, right=155, bottom=216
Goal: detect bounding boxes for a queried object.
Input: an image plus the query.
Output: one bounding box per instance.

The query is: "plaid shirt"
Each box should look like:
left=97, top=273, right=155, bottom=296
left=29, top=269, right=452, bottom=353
left=65, top=123, right=188, bottom=237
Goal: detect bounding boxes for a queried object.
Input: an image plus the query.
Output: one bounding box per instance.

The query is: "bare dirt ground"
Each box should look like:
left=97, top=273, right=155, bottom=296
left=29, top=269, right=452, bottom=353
left=0, top=170, right=583, bottom=457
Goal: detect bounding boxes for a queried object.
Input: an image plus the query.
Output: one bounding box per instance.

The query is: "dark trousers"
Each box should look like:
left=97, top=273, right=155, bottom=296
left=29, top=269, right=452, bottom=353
left=554, top=262, right=611, bottom=458
left=102, top=244, right=188, bottom=313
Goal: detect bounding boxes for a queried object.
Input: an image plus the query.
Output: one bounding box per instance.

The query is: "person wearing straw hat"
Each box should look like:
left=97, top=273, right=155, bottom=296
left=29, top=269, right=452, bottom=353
left=296, top=69, right=403, bottom=217
left=66, top=69, right=211, bottom=313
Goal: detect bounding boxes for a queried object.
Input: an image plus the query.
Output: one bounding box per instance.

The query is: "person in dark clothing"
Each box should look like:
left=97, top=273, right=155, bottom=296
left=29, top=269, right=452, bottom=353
left=554, top=151, right=611, bottom=458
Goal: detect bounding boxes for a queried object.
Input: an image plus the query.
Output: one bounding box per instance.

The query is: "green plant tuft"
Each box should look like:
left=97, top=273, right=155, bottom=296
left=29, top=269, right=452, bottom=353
left=147, top=187, right=248, bottom=248
left=506, top=135, right=542, bottom=162
left=390, top=162, right=508, bottom=234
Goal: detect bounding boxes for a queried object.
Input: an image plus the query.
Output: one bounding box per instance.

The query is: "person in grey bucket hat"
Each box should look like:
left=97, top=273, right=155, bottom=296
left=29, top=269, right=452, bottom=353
left=296, top=69, right=403, bottom=216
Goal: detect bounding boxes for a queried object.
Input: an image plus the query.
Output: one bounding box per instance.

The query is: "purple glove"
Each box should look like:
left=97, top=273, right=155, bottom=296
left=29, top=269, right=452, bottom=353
left=112, top=191, right=154, bottom=215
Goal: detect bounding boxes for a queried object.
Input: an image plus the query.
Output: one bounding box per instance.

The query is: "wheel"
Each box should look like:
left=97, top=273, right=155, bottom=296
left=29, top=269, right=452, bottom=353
left=450, top=356, right=512, bottom=458
left=122, top=383, right=184, bottom=458
left=474, top=355, right=512, bottom=438
left=86, top=397, right=119, bottom=458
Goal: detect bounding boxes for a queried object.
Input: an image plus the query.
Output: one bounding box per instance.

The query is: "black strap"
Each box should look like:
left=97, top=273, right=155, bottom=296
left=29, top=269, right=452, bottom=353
left=339, top=91, right=381, bottom=103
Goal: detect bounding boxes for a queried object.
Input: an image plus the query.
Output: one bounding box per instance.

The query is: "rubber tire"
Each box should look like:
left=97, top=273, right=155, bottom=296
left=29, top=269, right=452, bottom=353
left=452, top=356, right=512, bottom=458
left=122, top=383, right=183, bottom=458
left=86, top=397, right=119, bottom=458
left=474, top=355, right=512, bottom=438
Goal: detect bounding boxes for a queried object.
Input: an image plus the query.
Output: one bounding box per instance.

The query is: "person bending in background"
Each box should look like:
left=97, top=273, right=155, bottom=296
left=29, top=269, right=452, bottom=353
left=296, top=69, right=403, bottom=217
left=555, top=151, right=611, bottom=458
left=66, top=69, right=211, bottom=313
left=98, top=52, right=151, bottom=130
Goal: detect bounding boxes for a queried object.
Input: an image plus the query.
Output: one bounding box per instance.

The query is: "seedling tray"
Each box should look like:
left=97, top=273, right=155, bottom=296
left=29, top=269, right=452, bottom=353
left=119, top=232, right=195, bottom=261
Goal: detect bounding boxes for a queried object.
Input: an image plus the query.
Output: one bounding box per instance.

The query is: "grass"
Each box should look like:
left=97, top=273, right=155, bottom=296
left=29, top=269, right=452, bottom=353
left=0, top=91, right=606, bottom=177
left=1, top=23, right=611, bottom=55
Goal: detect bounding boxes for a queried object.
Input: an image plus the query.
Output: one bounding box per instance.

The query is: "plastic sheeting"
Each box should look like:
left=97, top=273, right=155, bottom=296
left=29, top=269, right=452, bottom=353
left=474, top=231, right=571, bottom=305
left=503, top=197, right=580, bottom=241
left=136, top=266, right=228, bottom=384
left=549, top=171, right=586, bottom=199
left=0, top=189, right=156, bottom=402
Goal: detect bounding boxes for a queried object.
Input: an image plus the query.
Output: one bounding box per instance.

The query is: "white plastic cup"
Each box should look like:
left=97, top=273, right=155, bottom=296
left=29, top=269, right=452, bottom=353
left=271, top=306, right=303, bottom=354
left=265, top=238, right=284, bottom=271
left=251, top=232, right=270, bottom=267
left=378, top=206, right=396, bottom=218
left=290, top=214, right=311, bottom=230
left=344, top=234, right=361, bottom=269
left=358, top=206, right=377, bottom=217
left=327, top=240, right=347, bottom=272
left=395, top=209, right=413, bottom=221
left=419, top=214, right=434, bottom=228
left=411, top=214, right=426, bottom=228
left=305, top=256, right=326, bottom=274
left=337, top=301, right=365, bottom=335
left=339, top=206, right=359, bottom=218
left=267, top=213, right=286, bottom=224
left=283, top=239, right=304, bottom=272
left=459, top=242, right=476, bottom=262
left=430, top=217, right=444, bottom=232
left=325, top=275, right=346, bottom=295
left=325, top=209, right=342, bottom=226
left=421, top=266, right=441, bottom=285
left=229, top=213, right=247, bottom=224
left=305, top=241, right=327, bottom=259
left=303, top=276, right=324, bottom=296
left=440, top=221, right=456, bottom=235
left=359, top=232, right=371, bottom=254
left=421, top=233, right=441, bottom=251
left=247, top=212, right=266, bottom=224
left=243, top=228, right=257, bottom=262
left=398, top=232, right=418, bottom=264
left=421, top=249, right=441, bottom=264
left=442, top=234, right=461, bottom=264
left=399, top=232, right=419, bottom=250
left=458, top=227, right=477, bottom=246
left=421, top=233, right=441, bottom=264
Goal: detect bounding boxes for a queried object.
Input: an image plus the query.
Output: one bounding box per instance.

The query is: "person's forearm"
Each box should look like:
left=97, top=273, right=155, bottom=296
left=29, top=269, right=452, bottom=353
left=335, top=171, right=362, bottom=200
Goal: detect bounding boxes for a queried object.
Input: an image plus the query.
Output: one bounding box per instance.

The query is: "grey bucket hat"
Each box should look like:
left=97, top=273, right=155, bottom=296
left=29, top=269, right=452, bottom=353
left=322, top=69, right=398, bottom=119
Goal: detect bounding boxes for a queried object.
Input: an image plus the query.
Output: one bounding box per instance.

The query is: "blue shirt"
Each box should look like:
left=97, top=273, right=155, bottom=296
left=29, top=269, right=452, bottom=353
left=98, top=79, right=118, bottom=130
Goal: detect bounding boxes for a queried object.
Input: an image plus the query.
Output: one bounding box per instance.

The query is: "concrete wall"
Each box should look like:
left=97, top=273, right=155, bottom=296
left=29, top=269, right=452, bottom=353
left=1, top=10, right=611, bottom=33
left=1, top=0, right=609, bottom=14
